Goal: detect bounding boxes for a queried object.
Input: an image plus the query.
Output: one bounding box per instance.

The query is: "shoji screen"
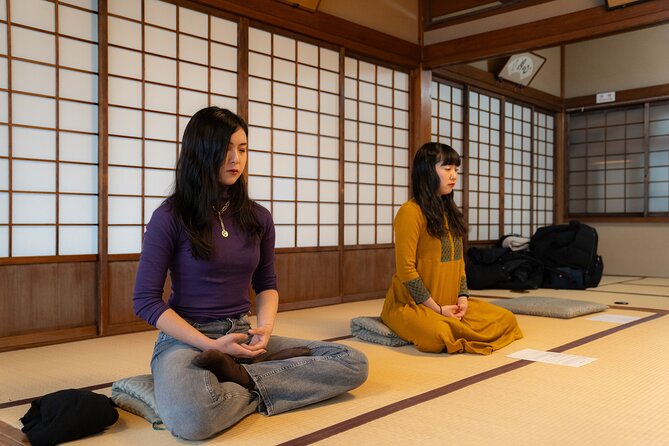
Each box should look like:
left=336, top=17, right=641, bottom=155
left=106, top=0, right=238, bottom=254
left=246, top=27, right=340, bottom=248
left=503, top=101, right=532, bottom=237
left=469, top=90, right=501, bottom=242
left=532, top=110, right=554, bottom=231
left=649, top=102, right=669, bottom=213
left=343, top=57, right=409, bottom=246
left=430, top=80, right=464, bottom=208
left=0, top=0, right=99, bottom=257
left=567, top=103, right=667, bottom=215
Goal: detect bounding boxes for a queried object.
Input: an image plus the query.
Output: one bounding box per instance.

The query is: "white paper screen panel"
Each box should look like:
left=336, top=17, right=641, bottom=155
left=106, top=0, right=238, bottom=254
left=502, top=100, right=532, bottom=237
left=533, top=111, right=555, bottom=230
left=468, top=91, right=501, bottom=241
left=1, top=1, right=99, bottom=257
left=432, top=79, right=556, bottom=242
left=343, top=56, right=409, bottom=246
left=247, top=27, right=340, bottom=248
left=430, top=80, right=465, bottom=213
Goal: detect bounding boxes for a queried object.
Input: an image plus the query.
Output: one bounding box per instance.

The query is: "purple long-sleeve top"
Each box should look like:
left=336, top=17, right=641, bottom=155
left=133, top=200, right=277, bottom=326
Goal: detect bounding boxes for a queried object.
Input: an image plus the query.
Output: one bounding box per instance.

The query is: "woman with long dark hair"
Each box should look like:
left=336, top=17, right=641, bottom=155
left=133, top=107, right=368, bottom=440
left=381, top=142, right=522, bottom=354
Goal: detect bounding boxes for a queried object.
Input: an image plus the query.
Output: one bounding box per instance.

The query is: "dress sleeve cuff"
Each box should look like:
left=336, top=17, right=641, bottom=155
left=403, top=277, right=431, bottom=304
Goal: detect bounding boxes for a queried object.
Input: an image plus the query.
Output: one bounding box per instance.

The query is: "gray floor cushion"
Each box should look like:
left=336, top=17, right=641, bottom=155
left=491, top=296, right=608, bottom=319
left=350, top=316, right=410, bottom=347
left=111, top=374, right=164, bottom=429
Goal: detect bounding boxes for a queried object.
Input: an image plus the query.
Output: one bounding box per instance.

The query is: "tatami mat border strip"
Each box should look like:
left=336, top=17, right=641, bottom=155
left=600, top=275, right=669, bottom=286
left=588, top=289, right=669, bottom=297
left=0, top=383, right=114, bottom=410
left=608, top=276, right=652, bottom=284
left=553, top=310, right=667, bottom=353
left=471, top=288, right=669, bottom=298
left=278, top=307, right=668, bottom=446
left=277, top=360, right=530, bottom=446
left=323, top=335, right=354, bottom=342
left=613, top=283, right=669, bottom=288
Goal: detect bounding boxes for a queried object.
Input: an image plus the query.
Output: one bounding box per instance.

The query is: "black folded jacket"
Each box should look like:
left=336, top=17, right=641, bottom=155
left=20, top=389, right=119, bottom=446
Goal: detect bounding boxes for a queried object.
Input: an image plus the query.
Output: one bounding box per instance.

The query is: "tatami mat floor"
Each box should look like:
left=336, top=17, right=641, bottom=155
left=1, top=275, right=668, bottom=445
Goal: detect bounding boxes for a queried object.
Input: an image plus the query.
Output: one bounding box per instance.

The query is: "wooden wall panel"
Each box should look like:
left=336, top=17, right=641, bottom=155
left=274, top=250, right=341, bottom=310
left=0, top=263, right=97, bottom=351
left=107, top=261, right=141, bottom=327
left=106, top=261, right=165, bottom=335
left=342, top=247, right=395, bottom=302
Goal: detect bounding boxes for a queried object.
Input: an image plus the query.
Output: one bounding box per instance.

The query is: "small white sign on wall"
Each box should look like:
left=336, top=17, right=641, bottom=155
left=596, top=91, right=616, bottom=104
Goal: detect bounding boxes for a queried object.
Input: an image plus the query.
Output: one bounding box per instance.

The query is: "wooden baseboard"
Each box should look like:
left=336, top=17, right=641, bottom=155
left=0, top=326, right=98, bottom=353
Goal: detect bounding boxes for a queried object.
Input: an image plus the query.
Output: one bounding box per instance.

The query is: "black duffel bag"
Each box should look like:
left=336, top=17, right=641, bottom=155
left=466, top=246, right=544, bottom=290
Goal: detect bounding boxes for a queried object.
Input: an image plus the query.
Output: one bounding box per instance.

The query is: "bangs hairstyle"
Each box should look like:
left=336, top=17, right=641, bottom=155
left=171, top=107, right=262, bottom=260
left=437, top=144, right=462, bottom=168
left=411, top=142, right=467, bottom=239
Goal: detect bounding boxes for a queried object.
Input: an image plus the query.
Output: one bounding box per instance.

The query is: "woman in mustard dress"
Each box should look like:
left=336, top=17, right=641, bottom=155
left=381, top=142, right=523, bottom=355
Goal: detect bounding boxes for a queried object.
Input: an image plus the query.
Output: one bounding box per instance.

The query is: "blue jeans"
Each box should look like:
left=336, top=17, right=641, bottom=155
left=151, top=315, right=369, bottom=440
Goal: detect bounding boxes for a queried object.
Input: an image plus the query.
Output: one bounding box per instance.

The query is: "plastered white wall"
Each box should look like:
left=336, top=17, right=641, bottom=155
left=589, top=222, right=669, bottom=278
left=319, top=0, right=418, bottom=43
left=565, top=23, right=669, bottom=98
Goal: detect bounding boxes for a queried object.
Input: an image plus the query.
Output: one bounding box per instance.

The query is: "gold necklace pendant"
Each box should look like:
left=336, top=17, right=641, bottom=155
left=214, top=201, right=231, bottom=238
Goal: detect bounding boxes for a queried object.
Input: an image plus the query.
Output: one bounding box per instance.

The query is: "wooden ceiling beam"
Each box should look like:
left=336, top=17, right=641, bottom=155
left=423, top=1, right=669, bottom=68
left=188, top=0, right=420, bottom=68
left=425, top=0, right=552, bottom=30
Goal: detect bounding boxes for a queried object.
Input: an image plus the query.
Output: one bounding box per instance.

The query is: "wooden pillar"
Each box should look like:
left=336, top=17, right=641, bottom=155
left=554, top=110, right=566, bottom=224
left=410, top=67, right=432, bottom=159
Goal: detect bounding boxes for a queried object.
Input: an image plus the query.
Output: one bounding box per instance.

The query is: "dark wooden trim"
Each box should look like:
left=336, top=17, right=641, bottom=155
left=277, top=296, right=342, bottom=312
left=108, top=253, right=141, bottom=262
left=273, top=246, right=341, bottom=254
left=342, top=291, right=386, bottom=303
left=417, top=0, right=425, bottom=46
left=0, top=326, right=98, bottom=352
left=434, top=64, right=563, bottom=112
left=554, top=111, right=566, bottom=224
left=343, top=243, right=394, bottom=252
left=410, top=67, right=432, bottom=153
left=566, top=215, right=669, bottom=224
left=338, top=46, right=346, bottom=305
left=6, top=0, right=14, bottom=259
left=237, top=17, right=249, bottom=121
left=160, top=0, right=242, bottom=23
left=423, top=2, right=669, bottom=67
left=565, top=83, right=669, bottom=110
left=644, top=102, right=650, bottom=218
left=98, top=0, right=110, bottom=336
left=103, top=321, right=155, bottom=336
left=424, top=0, right=554, bottom=30
left=0, top=255, right=98, bottom=265
left=189, top=0, right=420, bottom=68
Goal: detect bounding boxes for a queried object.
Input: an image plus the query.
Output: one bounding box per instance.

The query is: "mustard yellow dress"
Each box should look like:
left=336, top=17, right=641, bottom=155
left=381, top=200, right=523, bottom=355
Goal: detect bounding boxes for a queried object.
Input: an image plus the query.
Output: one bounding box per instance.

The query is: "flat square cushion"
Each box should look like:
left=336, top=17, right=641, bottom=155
left=350, top=316, right=410, bottom=347
left=491, top=296, right=608, bottom=319
left=111, top=375, right=163, bottom=428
